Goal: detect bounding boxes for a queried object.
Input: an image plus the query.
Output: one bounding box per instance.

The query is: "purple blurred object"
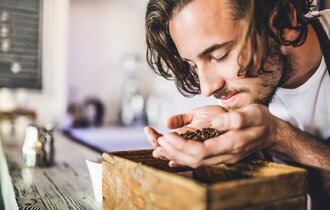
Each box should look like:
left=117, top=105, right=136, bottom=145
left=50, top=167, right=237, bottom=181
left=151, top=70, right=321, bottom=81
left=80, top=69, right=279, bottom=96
left=66, top=126, right=152, bottom=153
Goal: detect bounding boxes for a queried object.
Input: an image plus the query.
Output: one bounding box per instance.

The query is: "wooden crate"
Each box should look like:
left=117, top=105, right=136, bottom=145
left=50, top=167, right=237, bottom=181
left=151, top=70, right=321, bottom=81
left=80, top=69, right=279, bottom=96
left=102, top=150, right=307, bottom=210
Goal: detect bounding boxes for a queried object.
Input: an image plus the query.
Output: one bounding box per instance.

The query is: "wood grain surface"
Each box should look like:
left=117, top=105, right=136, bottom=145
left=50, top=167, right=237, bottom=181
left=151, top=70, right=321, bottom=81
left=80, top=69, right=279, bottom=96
left=103, top=150, right=307, bottom=210
left=1, top=132, right=101, bottom=210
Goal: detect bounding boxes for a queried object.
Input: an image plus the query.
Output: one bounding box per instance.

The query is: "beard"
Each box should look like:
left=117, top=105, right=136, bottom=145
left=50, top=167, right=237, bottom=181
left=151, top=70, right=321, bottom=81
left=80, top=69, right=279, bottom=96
left=253, top=45, right=293, bottom=107
left=216, top=44, right=293, bottom=111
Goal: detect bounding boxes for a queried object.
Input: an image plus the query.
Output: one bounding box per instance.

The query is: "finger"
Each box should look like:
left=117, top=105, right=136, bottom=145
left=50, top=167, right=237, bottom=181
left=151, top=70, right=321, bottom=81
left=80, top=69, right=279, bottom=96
left=152, top=147, right=169, bottom=160
left=212, top=109, right=260, bottom=131
left=166, top=113, right=193, bottom=129
left=159, top=133, right=205, bottom=157
left=203, top=135, right=234, bottom=157
left=204, top=126, right=266, bottom=157
left=144, top=127, right=162, bottom=148
left=175, top=127, right=196, bottom=135
left=157, top=136, right=202, bottom=167
left=168, top=160, right=184, bottom=168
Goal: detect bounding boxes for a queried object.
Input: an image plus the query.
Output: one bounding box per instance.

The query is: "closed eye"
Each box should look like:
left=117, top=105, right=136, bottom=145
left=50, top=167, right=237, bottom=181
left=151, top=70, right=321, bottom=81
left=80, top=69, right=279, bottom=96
left=210, top=51, right=230, bottom=64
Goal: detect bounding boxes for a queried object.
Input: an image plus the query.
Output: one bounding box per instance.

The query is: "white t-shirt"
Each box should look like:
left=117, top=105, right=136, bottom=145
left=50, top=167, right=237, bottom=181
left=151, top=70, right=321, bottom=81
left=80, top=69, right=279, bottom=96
left=269, top=10, right=330, bottom=209
left=269, top=9, right=330, bottom=142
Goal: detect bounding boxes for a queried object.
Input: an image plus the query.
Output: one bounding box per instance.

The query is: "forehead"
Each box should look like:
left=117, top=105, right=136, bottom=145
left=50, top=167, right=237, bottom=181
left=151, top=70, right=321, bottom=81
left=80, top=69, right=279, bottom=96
left=169, top=0, right=242, bottom=58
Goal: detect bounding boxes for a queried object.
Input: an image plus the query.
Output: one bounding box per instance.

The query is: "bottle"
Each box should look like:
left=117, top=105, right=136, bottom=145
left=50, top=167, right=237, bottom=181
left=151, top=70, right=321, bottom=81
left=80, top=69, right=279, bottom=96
left=22, top=124, right=54, bottom=167
left=42, top=124, right=54, bottom=166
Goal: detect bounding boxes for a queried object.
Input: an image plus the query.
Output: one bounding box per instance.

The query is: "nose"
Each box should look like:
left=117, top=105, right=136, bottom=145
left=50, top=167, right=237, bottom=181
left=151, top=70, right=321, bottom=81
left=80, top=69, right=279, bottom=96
left=196, top=63, right=224, bottom=97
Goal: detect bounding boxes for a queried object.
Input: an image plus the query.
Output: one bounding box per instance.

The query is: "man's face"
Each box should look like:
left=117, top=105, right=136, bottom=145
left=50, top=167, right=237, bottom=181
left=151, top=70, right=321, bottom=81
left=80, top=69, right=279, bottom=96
left=169, top=0, right=287, bottom=110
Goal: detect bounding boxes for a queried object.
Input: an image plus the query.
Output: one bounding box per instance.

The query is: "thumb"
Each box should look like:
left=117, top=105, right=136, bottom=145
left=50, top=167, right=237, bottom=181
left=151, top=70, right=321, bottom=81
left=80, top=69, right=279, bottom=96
left=166, top=113, right=193, bottom=129
left=144, top=127, right=162, bottom=147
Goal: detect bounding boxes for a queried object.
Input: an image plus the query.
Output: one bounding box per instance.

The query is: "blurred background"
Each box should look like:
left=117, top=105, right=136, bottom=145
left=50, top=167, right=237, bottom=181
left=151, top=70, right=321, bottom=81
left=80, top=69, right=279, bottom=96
left=0, top=0, right=329, bottom=151
left=0, top=0, right=216, bottom=151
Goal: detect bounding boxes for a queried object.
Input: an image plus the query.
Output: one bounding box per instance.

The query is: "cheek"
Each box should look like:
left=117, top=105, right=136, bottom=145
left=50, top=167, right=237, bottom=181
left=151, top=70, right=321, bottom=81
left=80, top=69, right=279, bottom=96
left=230, top=47, right=244, bottom=76
left=217, top=50, right=240, bottom=79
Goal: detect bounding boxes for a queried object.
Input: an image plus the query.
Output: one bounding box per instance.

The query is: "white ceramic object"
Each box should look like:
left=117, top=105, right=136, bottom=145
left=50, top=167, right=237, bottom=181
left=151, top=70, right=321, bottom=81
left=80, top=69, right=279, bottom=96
left=86, top=157, right=102, bottom=203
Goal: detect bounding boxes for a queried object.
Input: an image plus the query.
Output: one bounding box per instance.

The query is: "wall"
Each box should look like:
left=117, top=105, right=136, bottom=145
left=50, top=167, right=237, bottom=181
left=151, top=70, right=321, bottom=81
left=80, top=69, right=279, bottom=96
left=68, top=0, right=152, bottom=124
left=30, top=0, right=69, bottom=125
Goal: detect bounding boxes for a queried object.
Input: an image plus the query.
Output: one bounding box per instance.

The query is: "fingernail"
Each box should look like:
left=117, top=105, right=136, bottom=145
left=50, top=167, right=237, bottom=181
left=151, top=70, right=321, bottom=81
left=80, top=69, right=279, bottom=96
left=153, top=148, right=159, bottom=157
left=143, top=127, right=150, bottom=135
left=144, top=129, right=152, bottom=140
left=169, top=161, right=179, bottom=168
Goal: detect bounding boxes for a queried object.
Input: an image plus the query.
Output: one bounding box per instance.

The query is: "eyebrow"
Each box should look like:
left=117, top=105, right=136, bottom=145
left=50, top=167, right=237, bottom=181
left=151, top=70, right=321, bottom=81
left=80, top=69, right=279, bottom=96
left=199, top=40, right=234, bottom=58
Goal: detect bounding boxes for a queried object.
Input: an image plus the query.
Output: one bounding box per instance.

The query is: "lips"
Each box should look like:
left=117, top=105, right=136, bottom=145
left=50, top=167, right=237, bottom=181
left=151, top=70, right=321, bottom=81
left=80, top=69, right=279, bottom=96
left=217, top=92, right=240, bottom=107
left=219, top=93, right=237, bottom=100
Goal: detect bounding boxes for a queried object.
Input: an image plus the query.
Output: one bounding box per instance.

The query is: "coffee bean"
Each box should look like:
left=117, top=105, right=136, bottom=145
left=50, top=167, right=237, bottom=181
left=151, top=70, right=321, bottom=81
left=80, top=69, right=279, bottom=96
left=180, top=128, right=224, bottom=142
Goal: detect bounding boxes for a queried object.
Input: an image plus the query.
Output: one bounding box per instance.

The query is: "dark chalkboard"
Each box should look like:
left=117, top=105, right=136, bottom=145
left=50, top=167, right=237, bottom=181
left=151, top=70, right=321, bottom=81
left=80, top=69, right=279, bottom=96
left=0, top=0, right=42, bottom=89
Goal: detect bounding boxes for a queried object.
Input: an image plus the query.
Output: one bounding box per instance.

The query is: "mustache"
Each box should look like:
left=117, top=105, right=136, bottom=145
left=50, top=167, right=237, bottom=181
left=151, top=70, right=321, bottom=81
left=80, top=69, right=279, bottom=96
left=213, top=87, right=250, bottom=99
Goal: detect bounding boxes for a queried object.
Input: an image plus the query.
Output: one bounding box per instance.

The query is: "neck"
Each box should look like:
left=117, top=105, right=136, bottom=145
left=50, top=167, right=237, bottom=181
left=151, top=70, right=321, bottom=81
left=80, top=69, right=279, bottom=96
left=281, top=24, right=323, bottom=89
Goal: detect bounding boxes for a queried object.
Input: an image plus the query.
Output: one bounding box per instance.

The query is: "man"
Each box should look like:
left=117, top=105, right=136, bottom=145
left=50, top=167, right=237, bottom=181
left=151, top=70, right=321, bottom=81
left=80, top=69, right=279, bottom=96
left=144, top=0, right=330, bottom=209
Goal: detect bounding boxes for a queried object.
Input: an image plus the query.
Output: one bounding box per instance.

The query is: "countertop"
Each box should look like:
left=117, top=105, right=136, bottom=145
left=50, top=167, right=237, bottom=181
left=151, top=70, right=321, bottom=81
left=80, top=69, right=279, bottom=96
left=0, top=131, right=101, bottom=210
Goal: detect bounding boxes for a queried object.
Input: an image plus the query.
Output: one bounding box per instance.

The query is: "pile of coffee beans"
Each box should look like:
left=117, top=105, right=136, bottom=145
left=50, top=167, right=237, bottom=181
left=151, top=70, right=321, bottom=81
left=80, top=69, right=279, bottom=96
left=180, top=128, right=224, bottom=142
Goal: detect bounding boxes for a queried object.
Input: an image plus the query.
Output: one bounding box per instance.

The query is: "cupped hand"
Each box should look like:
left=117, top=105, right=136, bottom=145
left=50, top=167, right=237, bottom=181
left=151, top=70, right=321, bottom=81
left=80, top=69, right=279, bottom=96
left=153, top=104, right=279, bottom=168
left=166, top=105, right=228, bottom=132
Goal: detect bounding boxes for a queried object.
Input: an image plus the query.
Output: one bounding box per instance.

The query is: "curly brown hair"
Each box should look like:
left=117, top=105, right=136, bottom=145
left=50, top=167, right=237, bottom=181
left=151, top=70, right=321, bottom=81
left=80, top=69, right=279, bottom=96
left=145, top=0, right=314, bottom=97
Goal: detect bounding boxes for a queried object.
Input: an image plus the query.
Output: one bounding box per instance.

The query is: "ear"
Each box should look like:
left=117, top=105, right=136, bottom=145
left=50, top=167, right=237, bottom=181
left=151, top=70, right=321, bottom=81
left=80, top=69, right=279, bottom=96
left=268, top=3, right=301, bottom=43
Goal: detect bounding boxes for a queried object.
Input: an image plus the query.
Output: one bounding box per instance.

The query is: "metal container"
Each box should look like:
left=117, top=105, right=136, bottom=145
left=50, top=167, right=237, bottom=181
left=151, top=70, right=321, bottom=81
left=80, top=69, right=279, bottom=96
left=22, top=124, right=54, bottom=167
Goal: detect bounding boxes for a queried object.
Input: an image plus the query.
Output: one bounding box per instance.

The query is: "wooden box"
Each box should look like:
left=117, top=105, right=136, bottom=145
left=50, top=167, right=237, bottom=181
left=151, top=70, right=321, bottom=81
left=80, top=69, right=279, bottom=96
left=102, top=150, right=307, bottom=210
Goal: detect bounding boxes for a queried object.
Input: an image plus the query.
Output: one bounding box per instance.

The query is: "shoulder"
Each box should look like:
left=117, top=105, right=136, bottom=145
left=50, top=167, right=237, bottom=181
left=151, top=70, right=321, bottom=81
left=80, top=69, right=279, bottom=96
left=318, top=9, right=330, bottom=17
